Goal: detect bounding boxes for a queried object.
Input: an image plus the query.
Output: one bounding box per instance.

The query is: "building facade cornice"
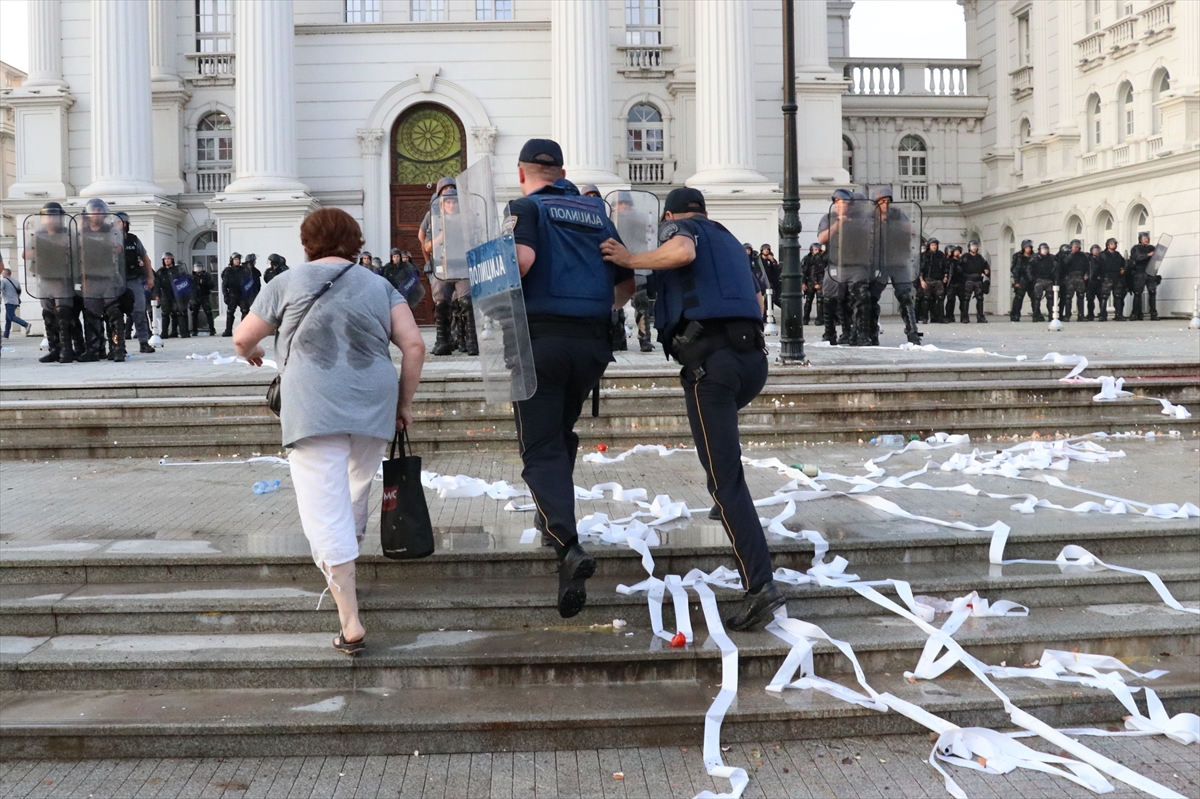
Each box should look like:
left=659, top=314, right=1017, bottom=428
left=295, top=20, right=550, bottom=36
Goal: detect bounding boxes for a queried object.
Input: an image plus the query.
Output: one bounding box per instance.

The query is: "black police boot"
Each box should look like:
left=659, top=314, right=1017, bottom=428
left=802, top=295, right=813, bottom=326
left=903, top=305, right=921, bottom=345
left=221, top=316, right=234, bottom=337
left=55, top=309, right=77, bottom=364
left=1149, top=294, right=1159, bottom=321
left=708, top=504, right=722, bottom=520
left=725, top=581, right=787, bottom=632
left=611, top=309, right=628, bottom=351
left=39, top=308, right=61, bottom=363
left=105, top=305, right=127, bottom=361
left=462, top=301, right=479, bottom=357
left=140, top=341, right=156, bottom=354
left=557, top=542, right=596, bottom=619
left=815, top=297, right=825, bottom=326
left=1130, top=295, right=1144, bottom=321
left=431, top=302, right=455, bottom=356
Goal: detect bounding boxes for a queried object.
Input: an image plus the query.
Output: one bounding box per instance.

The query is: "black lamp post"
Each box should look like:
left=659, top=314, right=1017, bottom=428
left=779, top=0, right=804, bottom=362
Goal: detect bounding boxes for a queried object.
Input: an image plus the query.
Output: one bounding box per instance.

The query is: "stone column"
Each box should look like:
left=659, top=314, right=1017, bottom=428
left=983, top=1, right=1016, bottom=196
left=358, top=129, right=385, bottom=252
left=688, top=0, right=769, bottom=186
left=1176, top=0, right=1199, bottom=88
left=23, top=0, right=67, bottom=89
left=223, top=0, right=308, bottom=193
left=549, top=0, right=622, bottom=186
left=1055, top=2, right=1076, bottom=132
left=1030, top=3, right=1051, bottom=136
left=958, top=0, right=980, bottom=60
left=81, top=0, right=163, bottom=196
left=796, top=0, right=832, bottom=76
left=150, top=0, right=190, bottom=196
left=790, top=0, right=848, bottom=186
left=150, top=0, right=180, bottom=84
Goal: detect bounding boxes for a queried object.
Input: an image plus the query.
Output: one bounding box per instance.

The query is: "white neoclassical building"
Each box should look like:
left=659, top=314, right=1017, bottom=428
left=1, top=0, right=1196, bottom=324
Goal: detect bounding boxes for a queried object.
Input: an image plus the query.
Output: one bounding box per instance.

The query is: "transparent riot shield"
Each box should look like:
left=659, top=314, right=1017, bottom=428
left=21, top=212, right=77, bottom=302
left=77, top=213, right=125, bottom=301
left=429, top=192, right=473, bottom=281
left=606, top=190, right=660, bottom=254
left=1146, top=233, right=1172, bottom=277
left=823, top=199, right=879, bottom=285
left=458, top=156, right=537, bottom=404
left=876, top=201, right=921, bottom=284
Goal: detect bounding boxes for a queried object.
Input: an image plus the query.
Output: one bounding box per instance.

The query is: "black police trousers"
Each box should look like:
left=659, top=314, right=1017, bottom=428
left=682, top=346, right=773, bottom=592
left=513, top=335, right=612, bottom=560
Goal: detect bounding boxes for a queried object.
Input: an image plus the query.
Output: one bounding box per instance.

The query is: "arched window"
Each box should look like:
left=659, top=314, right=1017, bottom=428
left=1117, top=82, right=1134, bottom=142
left=1096, top=210, right=1114, bottom=241
left=1152, top=69, right=1170, bottom=134
left=1017, top=118, right=1031, bottom=171
left=1003, top=226, right=1016, bottom=257
left=842, top=136, right=854, bottom=181
left=897, top=135, right=926, bottom=181
left=626, top=103, right=664, bottom=160
left=1128, top=204, right=1149, bottom=241
left=1086, top=94, right=1102, bottom=150
left=196, top=112, right=232, bottom=193
left=1066, top=215, right=1084, bottom=241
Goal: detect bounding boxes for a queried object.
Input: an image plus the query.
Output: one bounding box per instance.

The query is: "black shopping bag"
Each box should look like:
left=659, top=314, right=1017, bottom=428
left=380, top=430, right=435, bottom=560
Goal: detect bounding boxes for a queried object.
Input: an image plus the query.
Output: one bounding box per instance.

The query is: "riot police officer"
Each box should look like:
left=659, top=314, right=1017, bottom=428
left=157, top=252, right=191, bottom=338
left=800, top=243, right=825, bottom=325
left=817, top=188, right=865, bottom=344
left=1009, top=240, right=1035, bottom=321
left=116, top=211, right=155, bottom=353
left=1128, top=232, right=1158, bottom=320
left=382, top=248, right=426, bottom=310
left=420, top=177, right=476, bottom=356
left=358, top=251, right=373, bottom=269
left=506, top=139, right=636, bottom=618
left=221, top=252, right=245, bottom=336
left=1095, top=239, right=1125, bottom=321
left=1085, top=244, right=1103, bottom=320
left=1062, top=240, right=1089, bottom=322
left=944, top=245, right=966, bottom=323
left=920, top=238, right=948, bottom=324
left=760, top=244, right=781, bottom=307
left=263, top=253, right=289, bottom=284
left=191, top=262, right=217, bottom=335
left=25, top=202, right=81, bottom=363
left=1029, top=243, right=1058, bottom=322
left=1054, top=243, right=1072, bottom=320
left=960, top=240, right=990, bottom=323
left=601, top=187, right=783, bottom=631
left=242, top=253, right=262, bottom=305
left=871, top=186, right=921, bottom=344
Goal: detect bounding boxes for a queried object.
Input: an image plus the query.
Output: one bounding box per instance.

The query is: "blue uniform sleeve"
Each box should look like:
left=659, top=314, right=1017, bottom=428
left=508, top=197, right=539, bottom=250
left=659, top=218, right=698, bottom=245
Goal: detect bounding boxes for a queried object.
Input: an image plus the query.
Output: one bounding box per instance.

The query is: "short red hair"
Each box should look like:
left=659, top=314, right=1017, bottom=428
left=300, top=208, right=364, bottom=262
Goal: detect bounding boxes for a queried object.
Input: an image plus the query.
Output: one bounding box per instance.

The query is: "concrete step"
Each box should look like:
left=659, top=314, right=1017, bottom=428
left=3, top=662, right=1197, bottom=759
left=4, top=521, right=1196, bottom=585
left=2, top=601, right=1195, bottom=692
left=3, top=554, right=1196, bottom=637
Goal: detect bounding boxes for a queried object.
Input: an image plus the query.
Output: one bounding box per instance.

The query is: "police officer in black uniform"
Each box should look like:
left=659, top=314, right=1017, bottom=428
left=1085, top=244, right=1102, bottom=320
left=944, top=245, right=966, bottom=323
left=1095, top=239, right=1124, bottom=321
left=25, top=202, right=82, bottom=363
left=800, top=243, right=825, bottom=325
left=1009, top=239, right=1035, bottom=322
left=190, top=261, right=217, bottom=335
left=1061, top=240, right=1089, bottom=322
left=1127, top=232, right=1158, bottom=320
left=960, top=240, right=990, bottom=323
left=157, top=252, right=191, bottom=338
left=221, top=252, right=245, bottom=336
left=116, top=211, right=155, bottom=353
left=242, top=253, right=262, bottom=305
left=920, top=238, right=948, bottom=324
left=602, top=187, right=783, bottom=631
left=505, top=139, right=636, bottom=618
left=264, top=253, right=289, bottom=283
left=1029, top=243, right=1058, bottom=322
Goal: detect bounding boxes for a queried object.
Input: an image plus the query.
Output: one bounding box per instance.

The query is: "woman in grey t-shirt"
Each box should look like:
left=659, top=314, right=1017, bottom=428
left=234, top=208, right=426, bottom=656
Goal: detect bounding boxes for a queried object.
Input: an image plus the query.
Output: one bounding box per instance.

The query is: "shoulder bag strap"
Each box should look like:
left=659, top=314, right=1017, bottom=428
left=280, top=263, right=355, bottom=370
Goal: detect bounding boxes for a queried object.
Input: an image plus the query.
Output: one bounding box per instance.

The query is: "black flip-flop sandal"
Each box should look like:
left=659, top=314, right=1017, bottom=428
left=333, top=631, right=365, bottom=657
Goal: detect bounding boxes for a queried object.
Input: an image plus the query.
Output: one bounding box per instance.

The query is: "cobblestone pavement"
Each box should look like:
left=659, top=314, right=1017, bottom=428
left=1, top=438, right=1196, bottom=556
left=1, top=318, right=1197, bottom=387
left=1, top=734, right=1196, bottom=798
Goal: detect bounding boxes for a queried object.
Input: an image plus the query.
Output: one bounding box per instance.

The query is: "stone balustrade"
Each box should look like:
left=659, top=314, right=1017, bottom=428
left=833, top=58, right=979, bottom=97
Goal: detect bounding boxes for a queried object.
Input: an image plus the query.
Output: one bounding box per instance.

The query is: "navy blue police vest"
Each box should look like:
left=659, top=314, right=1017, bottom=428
left=653, top=216, right=762, bottom=338
left=521, top=180, right=621, bottom=320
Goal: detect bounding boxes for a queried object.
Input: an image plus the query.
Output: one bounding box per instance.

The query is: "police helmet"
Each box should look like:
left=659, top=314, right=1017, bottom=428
left=230, top=252, right=242, bottom=263
left=244, top=253, right=257, bottom=265
left=851, top=190, right=868, bottom=200
left=743, top=242, right=754, bottom=251
left=268, top=253, right=286, bottom=267
left=359, top=251, right=371, bottom=261
left=1105, top=238, right=1118, bottom=248
left=761, top=244, right=772, bottom=251
left=115, top=211, right=130, bottom=224
left=1070, top=239, right=1082, bottom=248
left=968, top=240, right=980, bottom=250
left=162, top=251, right=175, bottom=261
left=440, top=187, right=458, bottom=198
left=870, top=185, right=893, bottom=201
left=1059, top=243, right=1071, bottom=252
left=1138, top=231, right=1150, bottom=242
left=372, top=257, right=383, bottom=267
left=83, top=198, right=110, bottom=216
left=40, top=201, right=66, bottom=216
left=831, top=188, right=854, bottom=202
left=390, top=248, right=401, bottom=257
left=435, top=176, right=456, bottom=196
left=401, top=251, right=412, bottom=259
left=579, top=184, right=601, bottom=198
left=1021, top=238, right=1033, bottom=249
left=615, top=191, right=634, bottom=206
left=927, top=237, right=939, bottom=245
left=1039, top=243, right=1050, bottom=252
left=952, top=245, right=963, bottom=253
left=1091, top=244, right=1102, bottom=253
left=810, top=243, right=821, bottom=252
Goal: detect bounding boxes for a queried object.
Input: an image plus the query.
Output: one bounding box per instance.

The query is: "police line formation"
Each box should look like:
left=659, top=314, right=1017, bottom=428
left=26, top=138, right=1191, bottom=797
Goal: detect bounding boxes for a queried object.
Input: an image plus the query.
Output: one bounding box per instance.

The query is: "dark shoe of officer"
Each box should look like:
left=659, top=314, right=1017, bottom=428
left=976, top=314, right=987, bottom=323
left=140, top=342, right=156, bottom=354
left=906, top=330, right=921, bottom=345
left=77, top=351, right=99, bottom=363
left=708, top=504, right=721, bottom=520
left=557, top=542, right=597, bottom=619
left=1031, top=313, right=1045, bottom=322
left=725, top=581, right=787, bottom=632
left=959, top=313, right=969, bottom=324
left=38, top=351, right=60, bottom=364
left=640, top=341, right=654, bottom=353
left=221, top=331, right=233, bottom=337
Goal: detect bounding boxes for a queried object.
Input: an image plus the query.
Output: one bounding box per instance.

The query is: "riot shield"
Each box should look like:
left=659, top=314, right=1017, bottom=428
left=429, top=191, right=473, bottom=281
left=606, top=190, right=661, bottom=254
left=21, top=212, right=77, bottom=301
left=458, top=156, right=537, bottom=404
left=876, top=200, right=921, bottom=284
left=170, top=269, right=194, bottom=304
left=823, top=199, right=878, bottom=285
left=77, top=213, right=125, bottom=300
left=1147, top=234, right=1172, bottom=277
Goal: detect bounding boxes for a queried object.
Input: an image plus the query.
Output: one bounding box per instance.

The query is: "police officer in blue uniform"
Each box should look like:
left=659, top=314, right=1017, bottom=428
left=601, top=188, right=785, bottom=631
left=507, top=139, right=636, bottom=618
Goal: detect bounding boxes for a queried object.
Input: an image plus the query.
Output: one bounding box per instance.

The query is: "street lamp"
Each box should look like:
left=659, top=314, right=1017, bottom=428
left=779, top=0, right=805, bottom=362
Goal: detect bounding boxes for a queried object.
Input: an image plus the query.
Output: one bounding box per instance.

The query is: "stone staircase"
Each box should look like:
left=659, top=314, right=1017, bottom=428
left=2, top=360, right=1197, bottom=459
left=2, top=518, right=1197, bottom=759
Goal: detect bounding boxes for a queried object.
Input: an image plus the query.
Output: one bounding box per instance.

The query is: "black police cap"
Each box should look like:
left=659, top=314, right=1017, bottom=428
left=518, top=138, right=564, bottom=167
left=664, top=187, right=706, bottom=215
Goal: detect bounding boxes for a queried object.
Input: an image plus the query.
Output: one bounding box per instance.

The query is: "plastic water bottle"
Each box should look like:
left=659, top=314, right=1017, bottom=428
left=252, top=479, right=281, bottom=494
left=875, top=434, right=906, bottom=448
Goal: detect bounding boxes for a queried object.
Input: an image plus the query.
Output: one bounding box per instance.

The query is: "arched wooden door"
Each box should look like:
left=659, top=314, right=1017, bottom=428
left=390, top=103, right=467, bottom=325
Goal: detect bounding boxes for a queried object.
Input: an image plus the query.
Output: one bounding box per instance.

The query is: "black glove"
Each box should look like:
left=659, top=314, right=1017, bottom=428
left=1155, top=274, right=1162, bottom=286
left=983, top=281, right=991, bottom=295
